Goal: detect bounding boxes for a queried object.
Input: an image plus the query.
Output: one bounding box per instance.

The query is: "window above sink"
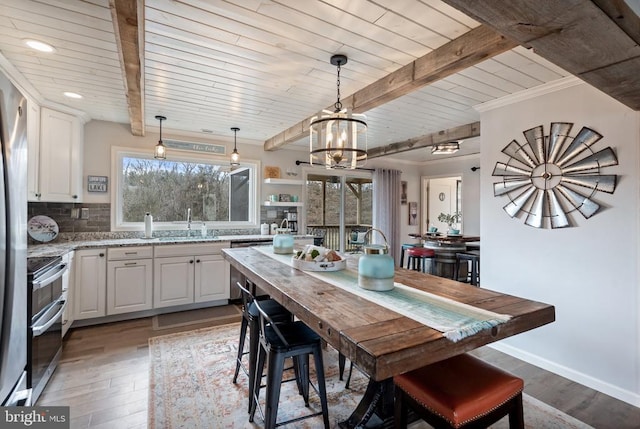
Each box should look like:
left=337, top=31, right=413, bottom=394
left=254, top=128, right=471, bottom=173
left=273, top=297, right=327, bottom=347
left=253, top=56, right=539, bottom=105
left=111, top=147, right=259, bottom=231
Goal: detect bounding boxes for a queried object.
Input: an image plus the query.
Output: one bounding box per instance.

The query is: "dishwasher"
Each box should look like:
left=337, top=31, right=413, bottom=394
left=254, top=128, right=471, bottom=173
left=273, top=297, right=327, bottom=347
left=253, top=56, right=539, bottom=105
left=229, top=239, right=272, bottom=301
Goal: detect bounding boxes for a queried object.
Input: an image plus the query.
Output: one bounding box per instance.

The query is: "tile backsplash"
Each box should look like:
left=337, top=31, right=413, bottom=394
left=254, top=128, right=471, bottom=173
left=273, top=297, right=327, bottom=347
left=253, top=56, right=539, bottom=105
left=28, top=202, right=302, bottom=244
left=28, top=202, right=110, bottom=234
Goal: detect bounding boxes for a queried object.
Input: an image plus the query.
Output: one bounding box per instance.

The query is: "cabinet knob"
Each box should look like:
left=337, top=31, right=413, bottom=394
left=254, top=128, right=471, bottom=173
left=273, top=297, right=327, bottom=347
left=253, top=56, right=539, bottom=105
left=72, top=195, right=78, bottom=199
left=35, top=193, right=41, bottom=198
left=190, top=260, right=194, bottom=264
left=196, top=259, right=201, bottom=263
left=99, top=253, right=105, bottom=257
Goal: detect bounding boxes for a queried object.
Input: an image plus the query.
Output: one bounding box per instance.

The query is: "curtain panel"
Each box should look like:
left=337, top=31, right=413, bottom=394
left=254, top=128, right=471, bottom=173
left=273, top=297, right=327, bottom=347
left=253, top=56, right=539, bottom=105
left=373, top=168, right=402, bottom=265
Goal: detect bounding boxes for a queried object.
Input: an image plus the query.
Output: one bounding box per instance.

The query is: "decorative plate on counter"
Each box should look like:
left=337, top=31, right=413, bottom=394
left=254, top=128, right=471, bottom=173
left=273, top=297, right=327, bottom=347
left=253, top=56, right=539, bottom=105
left=28, top=215, right=59, bottom=243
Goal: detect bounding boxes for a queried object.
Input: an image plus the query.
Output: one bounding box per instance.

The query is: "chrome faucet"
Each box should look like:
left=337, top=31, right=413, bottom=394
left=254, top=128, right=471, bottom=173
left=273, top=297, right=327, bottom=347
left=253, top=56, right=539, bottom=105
left=186, top=208, right=192, bottom=234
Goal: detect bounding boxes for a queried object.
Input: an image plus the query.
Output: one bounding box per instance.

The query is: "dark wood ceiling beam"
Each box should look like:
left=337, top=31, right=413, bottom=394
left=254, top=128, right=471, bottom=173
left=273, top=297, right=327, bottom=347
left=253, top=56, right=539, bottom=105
left=367, top=122, right=480, bottom=159
left=440, top=0, right=640, bottom=111
left=264, top=25, right=516, bottom=151
left=110, top=0, right=145, bottom=136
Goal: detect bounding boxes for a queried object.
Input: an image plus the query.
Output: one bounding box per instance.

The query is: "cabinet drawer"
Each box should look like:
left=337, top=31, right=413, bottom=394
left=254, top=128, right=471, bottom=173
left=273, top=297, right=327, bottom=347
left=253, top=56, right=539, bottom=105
left=108, top=246, right=153, bottom=260
left=153, top=242, right=230, bottom=258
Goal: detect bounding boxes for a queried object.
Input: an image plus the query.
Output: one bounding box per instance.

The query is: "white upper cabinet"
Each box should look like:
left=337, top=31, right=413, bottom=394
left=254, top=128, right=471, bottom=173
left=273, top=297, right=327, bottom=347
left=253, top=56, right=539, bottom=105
left=31, top=107, right=84, bottom=202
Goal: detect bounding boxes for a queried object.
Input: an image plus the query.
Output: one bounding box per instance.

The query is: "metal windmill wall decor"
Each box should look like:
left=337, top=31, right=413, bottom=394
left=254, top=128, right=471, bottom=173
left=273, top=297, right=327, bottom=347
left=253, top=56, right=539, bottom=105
left=492, top=122, right=618, bottom=229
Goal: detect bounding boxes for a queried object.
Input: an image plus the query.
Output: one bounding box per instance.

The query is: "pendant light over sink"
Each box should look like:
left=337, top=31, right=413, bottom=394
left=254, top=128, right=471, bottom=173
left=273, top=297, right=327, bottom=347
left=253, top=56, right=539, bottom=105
left=310, top=55, right=367, bottom=169
left=154, top=115, right=167, bottom=160
left=230, top=127, right=240, bottom=167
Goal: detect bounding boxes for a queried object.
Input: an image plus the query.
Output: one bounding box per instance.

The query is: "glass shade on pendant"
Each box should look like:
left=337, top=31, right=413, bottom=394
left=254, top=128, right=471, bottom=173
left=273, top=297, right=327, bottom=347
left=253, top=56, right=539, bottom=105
left=230, top=148, right=240, bottom=166
left=154, top=141, right=166, bottom=160
left=310, top=108, right=367, bottom=169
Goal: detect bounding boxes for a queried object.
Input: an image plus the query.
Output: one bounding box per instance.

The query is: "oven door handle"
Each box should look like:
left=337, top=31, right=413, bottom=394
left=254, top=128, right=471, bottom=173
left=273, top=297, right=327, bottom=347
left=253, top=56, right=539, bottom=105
left=31, top=263, right=67, bottom=290
left=32, top=297, right=66, bottom=337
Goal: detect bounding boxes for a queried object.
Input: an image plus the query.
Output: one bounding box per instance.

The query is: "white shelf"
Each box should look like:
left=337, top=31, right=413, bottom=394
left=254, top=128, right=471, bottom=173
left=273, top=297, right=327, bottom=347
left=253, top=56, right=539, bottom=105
left=263, top=201, right=303, bottom=207
left=264, top=178, right=304, bottom=186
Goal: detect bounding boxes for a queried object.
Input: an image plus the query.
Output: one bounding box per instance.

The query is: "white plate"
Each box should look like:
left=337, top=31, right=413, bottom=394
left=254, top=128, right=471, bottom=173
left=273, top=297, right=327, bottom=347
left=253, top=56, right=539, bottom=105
left=291, top=257, right=346, bottom=272
left=447, top=233, right=462, bottom=237
left=28, top=215, right=59, bottom=243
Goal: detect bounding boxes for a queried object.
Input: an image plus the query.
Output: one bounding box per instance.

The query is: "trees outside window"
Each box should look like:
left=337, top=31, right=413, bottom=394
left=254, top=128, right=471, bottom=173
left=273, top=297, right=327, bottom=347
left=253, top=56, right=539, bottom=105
left=113, top=150, right=256, bottom=229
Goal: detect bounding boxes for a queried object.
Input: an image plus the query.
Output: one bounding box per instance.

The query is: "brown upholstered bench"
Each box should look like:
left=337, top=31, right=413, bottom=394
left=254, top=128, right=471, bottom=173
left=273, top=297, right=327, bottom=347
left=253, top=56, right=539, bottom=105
left=393, top=353, right=524, bottom=429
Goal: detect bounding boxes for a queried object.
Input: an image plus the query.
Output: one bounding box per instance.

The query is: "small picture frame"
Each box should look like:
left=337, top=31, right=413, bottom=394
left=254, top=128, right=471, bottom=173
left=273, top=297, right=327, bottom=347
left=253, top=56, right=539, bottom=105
left=409, top=201, right=418, bottom=225
left=264, top=166, right=281, bottom=179
left=401, top=181, right=407, bottom=205
left=87, top=175, right=108, bottom=193
left=279, top=193, right=291, bottom=202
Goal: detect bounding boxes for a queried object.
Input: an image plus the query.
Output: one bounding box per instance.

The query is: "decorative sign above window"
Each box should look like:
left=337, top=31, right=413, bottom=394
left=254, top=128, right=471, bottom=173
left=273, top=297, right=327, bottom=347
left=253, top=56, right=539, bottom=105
left=87, top=175, right=108, bottom=193
left=492, top=122, right=618, bottom=229
left=163, top=139, right=226, bottom=155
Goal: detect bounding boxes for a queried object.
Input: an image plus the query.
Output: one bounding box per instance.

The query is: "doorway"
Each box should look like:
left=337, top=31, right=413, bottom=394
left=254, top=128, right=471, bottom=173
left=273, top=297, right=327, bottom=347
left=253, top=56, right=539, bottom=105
left=421, top=176, right=462, bottom=234
left=304, top=171, right=372, bottom=252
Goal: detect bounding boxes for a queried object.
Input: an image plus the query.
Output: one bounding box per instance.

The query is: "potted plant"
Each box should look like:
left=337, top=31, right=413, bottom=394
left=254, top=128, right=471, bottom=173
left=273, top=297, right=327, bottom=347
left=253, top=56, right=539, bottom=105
left=438, top=211, right=462, bottom=233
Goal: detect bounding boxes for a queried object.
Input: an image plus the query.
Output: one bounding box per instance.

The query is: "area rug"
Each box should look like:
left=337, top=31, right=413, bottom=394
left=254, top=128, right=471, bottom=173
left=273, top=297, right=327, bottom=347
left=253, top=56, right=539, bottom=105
left=148, top=323, right=593, bottom=429
left=151, top=305, right=242, bottom=330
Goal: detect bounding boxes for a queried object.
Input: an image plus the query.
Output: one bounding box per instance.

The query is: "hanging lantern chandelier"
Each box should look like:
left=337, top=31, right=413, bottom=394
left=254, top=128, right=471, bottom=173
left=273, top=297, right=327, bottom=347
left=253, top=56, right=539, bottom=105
left=310, top=55, right=367, bottom=169
left=230, top=127, right=240, bottom=167
left=154, top=115, right=167, bottom=160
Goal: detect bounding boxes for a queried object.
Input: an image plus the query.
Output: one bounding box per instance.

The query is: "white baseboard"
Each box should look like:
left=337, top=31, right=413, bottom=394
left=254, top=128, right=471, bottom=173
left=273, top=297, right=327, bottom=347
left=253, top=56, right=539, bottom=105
left=489, top=342, right=640, bottom=408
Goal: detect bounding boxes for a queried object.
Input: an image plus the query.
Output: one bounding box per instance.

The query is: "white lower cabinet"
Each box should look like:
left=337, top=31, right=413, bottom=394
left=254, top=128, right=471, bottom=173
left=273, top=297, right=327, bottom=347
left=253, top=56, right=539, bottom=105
left=72, top=242, right=231, bottom=320
left=194, top=254, right=230, bottom=303
left=153, top=242, right=230, bottom=309
left=107, top=246, right=153, bottom=315
left=74, top=248, right=107, bottom=320
left=153, top=256, right=195, bottom=308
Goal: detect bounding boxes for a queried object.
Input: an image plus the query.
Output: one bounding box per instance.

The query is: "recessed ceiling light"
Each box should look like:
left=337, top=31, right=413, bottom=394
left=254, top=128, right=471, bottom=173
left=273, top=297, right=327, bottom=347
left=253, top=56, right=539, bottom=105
left=63, top=92, right=83, bottom=99
left=24, top=39, right=55, bottom=53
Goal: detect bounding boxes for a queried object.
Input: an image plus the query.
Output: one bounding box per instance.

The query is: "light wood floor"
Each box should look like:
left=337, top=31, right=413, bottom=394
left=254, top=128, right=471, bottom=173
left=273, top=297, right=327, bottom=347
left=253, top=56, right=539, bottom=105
left=38, top=306, right=639, bottom=428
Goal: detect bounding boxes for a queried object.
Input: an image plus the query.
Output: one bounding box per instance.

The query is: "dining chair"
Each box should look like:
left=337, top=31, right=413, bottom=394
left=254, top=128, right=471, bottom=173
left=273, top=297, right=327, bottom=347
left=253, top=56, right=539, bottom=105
left=348, top=231, right=367, bottom=253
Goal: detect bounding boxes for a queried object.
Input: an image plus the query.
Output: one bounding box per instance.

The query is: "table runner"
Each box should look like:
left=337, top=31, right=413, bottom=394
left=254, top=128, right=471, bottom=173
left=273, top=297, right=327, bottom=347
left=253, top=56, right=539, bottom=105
left=253, top=246, right=511, bottom=342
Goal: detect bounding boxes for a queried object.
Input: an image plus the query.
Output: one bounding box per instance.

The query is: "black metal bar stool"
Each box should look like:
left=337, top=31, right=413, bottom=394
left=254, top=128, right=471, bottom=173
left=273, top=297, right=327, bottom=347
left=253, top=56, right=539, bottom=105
left=406, top=247, right=436, bottom=273
left=250, top=300, right=330, bottom=429
left=454, top=250, right=480, bottom=286
left=232, top=281, right=292, bottom=413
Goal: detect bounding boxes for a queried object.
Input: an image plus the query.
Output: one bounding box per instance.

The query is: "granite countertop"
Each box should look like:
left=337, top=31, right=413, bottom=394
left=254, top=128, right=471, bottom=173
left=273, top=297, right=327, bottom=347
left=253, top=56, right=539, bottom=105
left=27, top=234, right=313, bottom=258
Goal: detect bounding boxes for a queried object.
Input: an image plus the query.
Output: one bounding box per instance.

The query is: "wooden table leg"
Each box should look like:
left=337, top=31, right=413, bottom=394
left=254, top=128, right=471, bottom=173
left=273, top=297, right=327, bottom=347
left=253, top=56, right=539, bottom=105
left=339, top=378, right=395, bottom=428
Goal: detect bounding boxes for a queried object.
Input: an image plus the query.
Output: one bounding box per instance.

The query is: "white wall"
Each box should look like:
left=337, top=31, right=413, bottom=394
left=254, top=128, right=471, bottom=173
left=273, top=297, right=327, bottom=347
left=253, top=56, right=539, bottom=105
left=83, top=120, right=307, bottom=204
left=478, top=81, right=640, bottom=406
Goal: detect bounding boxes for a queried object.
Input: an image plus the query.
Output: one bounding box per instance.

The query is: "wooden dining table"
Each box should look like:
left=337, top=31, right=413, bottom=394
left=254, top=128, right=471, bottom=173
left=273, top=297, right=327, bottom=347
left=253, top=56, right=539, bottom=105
left=222, top=247, right=555, bottom=428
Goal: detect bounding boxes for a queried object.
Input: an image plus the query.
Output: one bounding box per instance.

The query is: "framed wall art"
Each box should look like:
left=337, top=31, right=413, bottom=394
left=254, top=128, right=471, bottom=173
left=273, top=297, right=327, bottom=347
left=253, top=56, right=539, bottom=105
left=401, top=181, right=407, bottom=205
left=409, top=201, right=418, bottom=225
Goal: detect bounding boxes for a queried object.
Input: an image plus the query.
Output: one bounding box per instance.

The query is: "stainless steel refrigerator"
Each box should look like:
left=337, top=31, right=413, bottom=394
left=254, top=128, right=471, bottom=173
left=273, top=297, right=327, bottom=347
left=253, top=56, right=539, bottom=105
left=0, top=70, right=30, bottom=405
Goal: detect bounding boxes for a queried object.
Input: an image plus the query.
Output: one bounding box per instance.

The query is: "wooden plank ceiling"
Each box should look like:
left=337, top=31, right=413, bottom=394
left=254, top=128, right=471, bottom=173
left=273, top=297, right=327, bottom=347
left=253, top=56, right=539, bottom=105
left=8, top=0, right=625, bottom=162
left=441, top=0, right=640, bottom=111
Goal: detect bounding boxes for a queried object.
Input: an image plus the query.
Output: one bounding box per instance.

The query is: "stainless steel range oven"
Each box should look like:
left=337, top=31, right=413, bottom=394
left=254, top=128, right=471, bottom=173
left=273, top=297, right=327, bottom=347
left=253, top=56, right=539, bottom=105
left=27, top=256, right=68, bottom=403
